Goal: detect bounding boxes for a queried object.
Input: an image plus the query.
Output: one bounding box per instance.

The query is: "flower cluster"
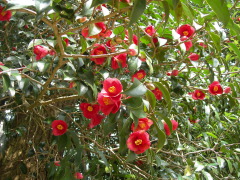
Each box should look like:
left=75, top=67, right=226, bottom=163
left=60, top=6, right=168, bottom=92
left=127, top=118, right=153, bottom=154
left=97, top=78, right=122, bottom=115
left=80, top=103, right=104, bottom=128
left=33, top=45, right=56, bottom=60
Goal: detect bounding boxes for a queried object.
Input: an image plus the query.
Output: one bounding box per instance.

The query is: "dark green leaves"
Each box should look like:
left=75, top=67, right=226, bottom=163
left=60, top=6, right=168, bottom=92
left=128, top=0, right=147, bottom=27
left=35, top=0, right=52, bottom=14
left=205, top=0, right=230, bottom=26
left=123, top=79, right=147, bottom=97
left=91, top=0, right=111, bottom=8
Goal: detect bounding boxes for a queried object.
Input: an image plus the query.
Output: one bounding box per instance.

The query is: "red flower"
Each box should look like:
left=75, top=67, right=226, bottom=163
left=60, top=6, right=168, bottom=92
left=133, top=35, right=138, bottom=45
left=103, top=78, right=123, bottom=97
left=145, top=25, right=156, bottom=36
left=180, top=37, right=192, bottom=51
left=81, top=22, right=108, bottom=38
left=224, top=87, right=231, bottom=94
left=90, top=44, right=108, bottom=65
left=188, top=53, right=200, bottom=61
left=0, top=6, right=12, bottom=21
left=192, top=90, right=205, bottom=100
left=105, top=40, right=116, bottom=52
left=176, top=24, right=195, bottom=37
left=208, top=81, right=223, bottom=95
left=97, top=92, right=121, bottom=115
left=54, top=161, right=60, bottom=166
left=74, top=172, right=84, bottom=179
left=80, top=103, right=100, bottom=119
left=127, top=130, right=151, bottom=154
left=0, top=62, right=5, bottom=66
left=163, top=120, right=178, bottom=136
left=69, top=82, right=77, bottom=88
left=48, top=49, right=56, bottom=56
left=111, top=53, right=127, bottom=69
left=33, top=45, right=49, bottom=60
left=171, top=69, right=179, bottom=76
left=131, top=118, right=153, bottom=132
left=64, top=38, right=70, bottom=46
left=152, top=37, right=159, bottom=45
left=88, top=114, right=104, bottom=128
left=51, top=120, right=68, bottom=136
left=128, top=49, right=137, bottom=56
left=199, top=42, right=207, bottom=48
left=151, top=88, right=163, bottom=100
left=120, top=0, right=130, bottom=3
left=132, top=69, right=146, bottom=81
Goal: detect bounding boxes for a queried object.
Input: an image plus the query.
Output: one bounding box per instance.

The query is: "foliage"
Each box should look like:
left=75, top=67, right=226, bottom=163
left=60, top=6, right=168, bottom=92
left=0, top=0, right=239, bottom=179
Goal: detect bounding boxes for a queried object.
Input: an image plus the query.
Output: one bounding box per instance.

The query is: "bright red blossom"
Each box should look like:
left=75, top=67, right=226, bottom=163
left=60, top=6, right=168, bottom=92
left=0, top=6, right=12, bottom=21
left=64, top=38, right=70, bottom=46
left=171, top=69, right=179, bottom=76
left=145, top=25, right=156, bottom=36
left=199, top=42, right=207, bottom=48
left=97, top=93, right=121, bottom=115
left=80, top=103, right=100, bottom=119
left=151, top=88, right=163, bottom=100
left=88, top=114, right=104, bottom=128
left=188, top=53, right=200, bottom=61
left=33, top=45, right=49, bottom=60
left=74, top=172, right=84, bottom=179
left=180, top=36, right=192, bottom=51
left=103, top=78, right=123, bottom=97
left=54, top=161, right=60, bottom=166
left=163, top=120, right=178, bottom=136
left=90, top=44, right=108, bottom=65
left=132, top=69, right=146, bottom=81
left=189, top=119, right=200, bottom=124
left=208, top=81, right=223, bottom=95
left=127, top=130, right=151, bottom=154
left=51, top=120, right=68, bottom=136
left=176, top=24, right=195, bottom=37
left=192, top=90, right=205, bottom=100
left=111, top=53, right=127, bottom=69
left=224, top=87, right=231, bottom=94
left=131, top=118, right=153, bottom=132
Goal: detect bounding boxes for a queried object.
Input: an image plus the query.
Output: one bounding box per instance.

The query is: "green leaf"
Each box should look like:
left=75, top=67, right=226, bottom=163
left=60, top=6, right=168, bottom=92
left=77, top=82, right=88, bottom=96
left=202, top=170, right=213, bottom=180
left=35, top=0, right=52, bottom=14
left=123, top=79, right=147, bottom=97
left=19, top=162, right=28, bottom=174
left=128, top=0, right=147, bottom=27
left=2, top=74, right=11, bottom=92
left=194, top=161, right=205, bottom=172
left=28, top=39, right=56, bottom=49
left=162, top=1, right=170, bottom=24
left=174, top=0, right=183, bottom=22
left=205, top=0, right=230, bottom=26
left=217, top=157, right=225, bottom=169
left=122, top=97, right=143, bottom=108
left=209, top=32, right=221, bottom=52
left=228, top=43, right=240, bottom=60
left=155, top=112, right=172, bottom=132
left=126, top=151, right=137, bottom=162
left=154, top=82, right=172, bottom=112
left=145, top=90, right=156, bottom=110
left=91, top=0, right=111, bottom=8
left=151, top=115, right=166, bottom=150
left=226, top=159, right=233, bottom=173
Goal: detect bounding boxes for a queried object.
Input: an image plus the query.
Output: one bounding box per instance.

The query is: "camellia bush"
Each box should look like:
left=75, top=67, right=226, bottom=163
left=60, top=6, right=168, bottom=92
left=0, top=0, right=239, bottom=179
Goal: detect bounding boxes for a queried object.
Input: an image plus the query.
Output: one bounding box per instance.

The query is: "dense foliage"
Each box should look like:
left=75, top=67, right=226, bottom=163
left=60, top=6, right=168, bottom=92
left=0, top=0, right=239, bottom=179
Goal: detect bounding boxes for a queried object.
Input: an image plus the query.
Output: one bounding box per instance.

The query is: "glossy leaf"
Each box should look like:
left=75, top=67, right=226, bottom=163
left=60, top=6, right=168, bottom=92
left=128, top=0, right=147, bottom=27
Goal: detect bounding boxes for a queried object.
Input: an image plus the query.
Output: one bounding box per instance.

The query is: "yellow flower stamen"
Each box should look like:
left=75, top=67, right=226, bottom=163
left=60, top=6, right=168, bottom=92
left=57, top=124, right=63, bottom=130
left=135, top=139, right=142, bottom=145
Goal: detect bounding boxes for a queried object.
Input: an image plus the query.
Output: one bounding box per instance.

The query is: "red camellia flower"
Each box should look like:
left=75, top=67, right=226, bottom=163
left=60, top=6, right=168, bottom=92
left=51, top=120, right=68, bottom=136
left=163, top=120, right=178, bottom=136
left=171, top=69, right=179, bottom=76
left=189, top=119, right=200, bottom=124
left=0, top=62, right=4, bottom=66
left=208, top=81, right=223, bottom=95
left=64, top=38, right=70, bottom=47
left=151, top=88, right=163, bottom=100
left=199, top=42, right=208, bottom=48
left=120, top=0, right=130, bottom=3
left=88, top=114, right=104, bottom=128
left=224, top=87, right=231, bottom=94
left=132, top=69, right=146, bottom=81
left=81, top=22, right=110, bottom=38
left=74, top=172, right=84, bottom=179
left=180, top=37, right=192, bottom=51
left=145, top=25, right=156, bottom=36
left=133, top=35, right=138, bottom=45
left=111, top=53, right=127, bottom=69
left=188, top=53, right=200, bottom=61
left=54, top=161, right=60, bottom=166
left=192, top=90, right=205, bottom=100
left=106, top=40, right=116, bottom=52
left=90, top=44, right=108, bottom=65
left=33, top=45, right=49, bottom=60
left=127, top=130, right=151, bottom=154
left=176, top=24, right=195, bottom=37
left=97, top=92, right=121, bottom=115
left=131, top=118, right=153, bottom=132
left=103, top=78, right=123, bottom=97
left=0, top=6, right=12, bottom=21
left=48, top=49, right=56, bottom=56
left=80, top=103, right=100, bottom=119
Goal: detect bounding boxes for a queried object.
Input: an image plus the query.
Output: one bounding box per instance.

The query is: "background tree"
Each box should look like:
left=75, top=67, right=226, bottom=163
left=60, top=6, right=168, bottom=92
left=0, top=0, right=239, bottom=179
